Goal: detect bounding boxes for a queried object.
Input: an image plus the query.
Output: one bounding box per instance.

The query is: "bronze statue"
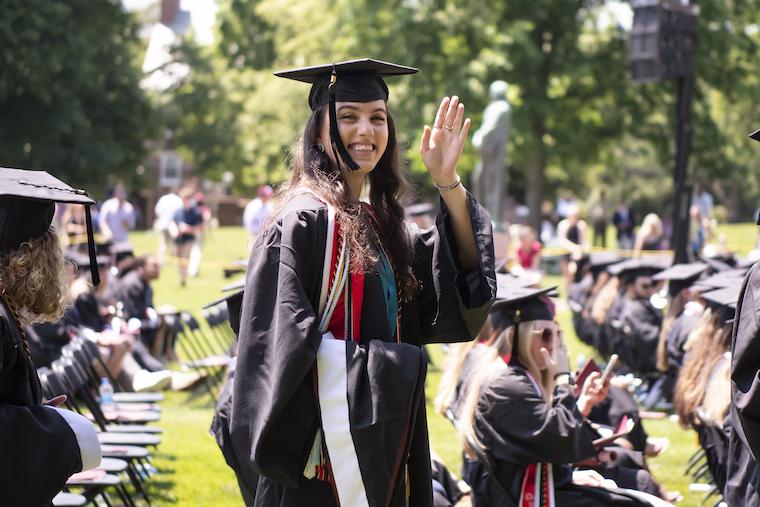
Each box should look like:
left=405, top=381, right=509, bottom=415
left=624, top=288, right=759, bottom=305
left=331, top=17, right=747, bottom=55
left=471, top=80, right=511, bottom=224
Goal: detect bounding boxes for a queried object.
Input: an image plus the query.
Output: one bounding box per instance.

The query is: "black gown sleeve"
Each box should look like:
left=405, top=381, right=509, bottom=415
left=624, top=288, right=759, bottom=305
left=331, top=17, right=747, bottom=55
left=0, top=313, right=83, bottom=507
left=229, top=204, right=326, bottom=489
left=731, top=262, right=760, bottom=461
left=478, top=368, right=597, bottom=465
left=621, top=300, right=661, bottom=374
left=404, top=191, right=496, bottom=345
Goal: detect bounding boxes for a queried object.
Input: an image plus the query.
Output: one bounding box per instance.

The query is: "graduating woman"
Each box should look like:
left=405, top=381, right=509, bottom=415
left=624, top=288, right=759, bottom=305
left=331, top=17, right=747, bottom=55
left=458, top=285, right=668, bottom=507
left=0, top=168, right=102, bottom=507
left=229, top=59, right=496, bottom=506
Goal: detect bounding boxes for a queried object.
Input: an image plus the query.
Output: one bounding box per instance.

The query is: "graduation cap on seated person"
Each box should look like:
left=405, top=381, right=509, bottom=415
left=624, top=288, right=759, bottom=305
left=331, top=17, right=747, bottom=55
left=0, top=167, right=100, bottom=285
left=607, top=257, right=668, bottom=285
left=202, top=287, right=245, bottom=335
left=71, top=252, right=111, bottom=272
left=653, top=262, right=709, bottom=297
left=275, top=59, right=418, bottom=172
left=691, top=269, right=747, bottom=293
left=701, top=284, right=741, bottom=325
left=491, top=284, right=558, bottom=365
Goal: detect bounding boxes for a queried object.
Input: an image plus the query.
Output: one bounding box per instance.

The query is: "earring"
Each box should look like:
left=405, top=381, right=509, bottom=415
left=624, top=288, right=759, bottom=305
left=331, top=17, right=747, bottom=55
left=314, top=143, right=325, bottom=153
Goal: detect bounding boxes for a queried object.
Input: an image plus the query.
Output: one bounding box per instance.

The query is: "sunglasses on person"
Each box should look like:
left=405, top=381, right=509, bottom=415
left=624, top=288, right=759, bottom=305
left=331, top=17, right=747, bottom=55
left=533, top=327, right=559, bottom=345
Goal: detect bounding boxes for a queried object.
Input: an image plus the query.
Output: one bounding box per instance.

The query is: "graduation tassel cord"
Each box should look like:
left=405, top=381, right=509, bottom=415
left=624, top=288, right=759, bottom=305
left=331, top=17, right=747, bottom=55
left=328, top=66, right=360, bottom=172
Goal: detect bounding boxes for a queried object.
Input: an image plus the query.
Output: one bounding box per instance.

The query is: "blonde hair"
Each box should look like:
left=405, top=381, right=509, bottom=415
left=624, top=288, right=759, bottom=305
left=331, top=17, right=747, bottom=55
left=591, top=276, right=620, bottom=325
left=700, top=356, right=731, bottom=426
left=640, top=213, right=663, bottom=238
left=0, top=227, right=67, bottom=323
left=457, top=321, right=554, bottom=458
left=435, top=316, right=497, bottom=415
left=656, top=291, right=686, bottom=372
left=673, top=311, right=731, bottom=428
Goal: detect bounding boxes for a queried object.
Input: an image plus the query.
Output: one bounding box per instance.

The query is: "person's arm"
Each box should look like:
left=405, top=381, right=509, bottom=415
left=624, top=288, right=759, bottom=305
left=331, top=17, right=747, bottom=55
left=420, top=96, right=478, bottom=272
left=99, top=202, right=113, bottom=240
left=530, top=242, right=542, bottom=270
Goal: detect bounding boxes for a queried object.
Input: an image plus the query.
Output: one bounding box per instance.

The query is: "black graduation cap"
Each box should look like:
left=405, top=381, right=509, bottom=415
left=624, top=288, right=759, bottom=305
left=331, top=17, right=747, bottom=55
left=589, top=252, right=622, bottom=277
left=495, top=271, right=542, bottom=291
left=71, top=252, right=111, bottom=271
left=701, top=285, right=741, bottom=324
left=0, top=167, right=100, bottom=285
left=691, top=271, right=745, bottom=293
left=111, top=242, right=135, bottom=265
left=491, top=284, right=558, bottom=365
left=607, top=257, right=668, bottom=283
left=202, top=289, right=244, bottom=335
left=653, top=262, right=709, bottom=296
left=275, top=59, right=418, bottom=172
left=222, top=277, right=246, bottom=293
left=492, top=284, right=558, bottom=317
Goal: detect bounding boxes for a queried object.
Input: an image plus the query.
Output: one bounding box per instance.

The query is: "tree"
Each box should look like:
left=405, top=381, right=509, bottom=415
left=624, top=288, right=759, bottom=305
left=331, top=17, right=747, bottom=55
left=0, top=0, right=155, bottom=192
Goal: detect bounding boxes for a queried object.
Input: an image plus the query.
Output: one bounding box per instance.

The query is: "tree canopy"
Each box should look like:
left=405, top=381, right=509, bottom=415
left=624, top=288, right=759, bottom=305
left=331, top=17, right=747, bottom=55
left=0, top=0, right=154, bottom=191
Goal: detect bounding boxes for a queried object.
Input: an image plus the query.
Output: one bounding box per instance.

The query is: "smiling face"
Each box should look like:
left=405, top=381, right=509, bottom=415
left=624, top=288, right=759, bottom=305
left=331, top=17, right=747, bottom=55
left=320, top=100, right=390, bottom=175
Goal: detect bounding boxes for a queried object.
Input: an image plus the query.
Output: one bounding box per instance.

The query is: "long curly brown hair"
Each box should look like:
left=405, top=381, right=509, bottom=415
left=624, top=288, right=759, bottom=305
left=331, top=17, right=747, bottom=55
left=276, top=104, right=416, bottom=301
left=673, top=310, right=731, bottom=428
left=0, top=227, right=66, bottom=323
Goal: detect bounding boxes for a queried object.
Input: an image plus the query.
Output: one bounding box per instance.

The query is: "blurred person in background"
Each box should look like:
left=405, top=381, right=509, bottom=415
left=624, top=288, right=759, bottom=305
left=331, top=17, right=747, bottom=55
left=589, top=189, right=609, bottom=249
left=633, top=213, right=666, bottom=258
left=99, top=182, right=136, bottom=248
left=153, top=188, right=183, bottom=264
left=243, top=185, right=274, bottom=245
left=60, top=203, right=88, bottom=252
left=557, top=204, right=587, bottom=289
left=170, top=188, right=204, bottom=287
left=613, top=202, right=636, bottom=251
left=188, top=191, right=212, bottom=278
left=515, top=224, right=542, bottom=271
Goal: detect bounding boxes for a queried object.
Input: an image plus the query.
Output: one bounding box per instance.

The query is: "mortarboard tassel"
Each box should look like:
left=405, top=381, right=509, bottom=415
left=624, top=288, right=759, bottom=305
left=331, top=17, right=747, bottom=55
left=328, top=67, right=360, bottom=172
left=84, top=204, right=100, bottom=286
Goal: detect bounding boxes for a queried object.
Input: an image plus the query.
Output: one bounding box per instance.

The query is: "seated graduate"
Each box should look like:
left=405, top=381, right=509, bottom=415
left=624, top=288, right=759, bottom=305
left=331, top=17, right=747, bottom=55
left=229, top=59, right=495, bottom=507
left=436, top=273, right=535, bottom=423
left=457, top=285, right=669, bottom=507
left=612, top=260, right=667, bottom=376
left=0, top=168, right=101, bottom=507
left=651, top=263, right=710, bottom=401
left=674, top=286, right=737, bottom=495
left=589, top=267, right=623, bottom=358
left=107, top=254, right=176, bottom=366
left=569, top=253, right=620, bottom=347
left=68, top=253, right=173, bottom=391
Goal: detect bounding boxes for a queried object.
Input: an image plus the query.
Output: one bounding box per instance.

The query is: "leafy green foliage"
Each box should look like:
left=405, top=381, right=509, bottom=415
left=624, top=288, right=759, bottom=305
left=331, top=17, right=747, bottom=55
left=0, top=0, right=154, bottom=191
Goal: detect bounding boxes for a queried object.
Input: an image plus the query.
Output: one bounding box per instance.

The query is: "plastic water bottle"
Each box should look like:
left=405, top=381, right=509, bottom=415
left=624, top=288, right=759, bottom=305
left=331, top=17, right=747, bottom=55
left=99, top=377, right=116, bottom=415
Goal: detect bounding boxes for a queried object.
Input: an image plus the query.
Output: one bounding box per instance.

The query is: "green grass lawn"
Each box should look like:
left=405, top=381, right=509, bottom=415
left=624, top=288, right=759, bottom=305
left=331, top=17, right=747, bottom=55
left=128, top=224, right=757, bottom=506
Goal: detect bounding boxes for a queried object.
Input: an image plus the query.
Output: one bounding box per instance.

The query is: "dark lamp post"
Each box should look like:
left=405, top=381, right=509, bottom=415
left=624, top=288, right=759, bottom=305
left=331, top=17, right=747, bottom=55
left=629, top=0, right=698, bottom=264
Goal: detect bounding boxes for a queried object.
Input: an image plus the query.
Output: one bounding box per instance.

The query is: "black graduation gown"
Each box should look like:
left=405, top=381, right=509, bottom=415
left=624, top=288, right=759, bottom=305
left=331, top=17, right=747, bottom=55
left=598, top=294, right=625, bottom=358
left=0, top=299, right=84, bottom=507
left=470, top=366, right=647, bottom=507
left=230, top=192, right=496, bottom=507
left=727, top=261, right=760, bottom=506
left=618, top=298, right=662, bottom=375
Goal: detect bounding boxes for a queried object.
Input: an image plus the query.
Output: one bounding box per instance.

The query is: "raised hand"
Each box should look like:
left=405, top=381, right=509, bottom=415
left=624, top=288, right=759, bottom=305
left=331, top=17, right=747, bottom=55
left=420, top=96, right=471, bottom=186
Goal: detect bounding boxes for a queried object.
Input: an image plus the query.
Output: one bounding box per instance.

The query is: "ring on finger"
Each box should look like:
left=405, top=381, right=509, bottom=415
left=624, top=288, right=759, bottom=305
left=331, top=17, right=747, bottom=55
left=443, top=125, right=454, bottom=131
